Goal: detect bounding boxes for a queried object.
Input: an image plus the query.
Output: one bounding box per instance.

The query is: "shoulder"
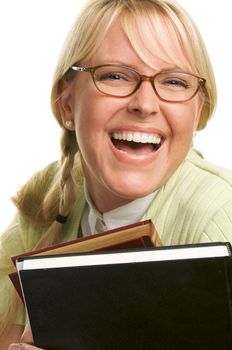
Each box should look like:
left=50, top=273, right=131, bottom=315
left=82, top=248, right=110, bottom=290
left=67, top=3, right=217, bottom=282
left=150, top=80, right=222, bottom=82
left=162, top=148, right=232, bottom=210
left=183, top=149, right=232, bottom=210
left=184, top=148, right=232, bottom=187
left=180, top=149, right=232, bottom=230
left=174, top=149, right=232, bottom=206
left=185, top=151, right=232, bottom=242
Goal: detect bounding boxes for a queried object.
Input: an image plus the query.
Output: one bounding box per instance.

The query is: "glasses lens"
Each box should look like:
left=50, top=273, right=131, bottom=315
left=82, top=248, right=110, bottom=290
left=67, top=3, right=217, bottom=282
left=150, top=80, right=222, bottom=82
left=93, top=66, right=139, bottom=96
left=154, top=72, right=200, bottom=102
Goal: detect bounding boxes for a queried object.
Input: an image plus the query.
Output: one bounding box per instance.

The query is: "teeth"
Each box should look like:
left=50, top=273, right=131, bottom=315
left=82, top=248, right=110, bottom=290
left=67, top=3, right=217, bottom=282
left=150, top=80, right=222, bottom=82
left=112, top=132, right=161, bottom=144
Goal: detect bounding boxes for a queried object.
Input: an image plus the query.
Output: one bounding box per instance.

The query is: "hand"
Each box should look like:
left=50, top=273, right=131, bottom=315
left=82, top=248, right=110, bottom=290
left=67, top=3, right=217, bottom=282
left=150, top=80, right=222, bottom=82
left=9, top=323, right=45, bottom=350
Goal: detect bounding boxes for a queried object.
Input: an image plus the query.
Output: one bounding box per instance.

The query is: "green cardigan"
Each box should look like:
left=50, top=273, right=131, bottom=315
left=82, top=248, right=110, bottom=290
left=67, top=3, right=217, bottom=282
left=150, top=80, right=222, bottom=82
left=1, top=148, right=232, bottom=324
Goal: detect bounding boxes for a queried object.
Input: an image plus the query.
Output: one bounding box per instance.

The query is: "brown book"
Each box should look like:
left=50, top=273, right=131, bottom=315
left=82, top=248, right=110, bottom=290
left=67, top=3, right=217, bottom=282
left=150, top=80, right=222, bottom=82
left=10, top=219, right=161, bottom=300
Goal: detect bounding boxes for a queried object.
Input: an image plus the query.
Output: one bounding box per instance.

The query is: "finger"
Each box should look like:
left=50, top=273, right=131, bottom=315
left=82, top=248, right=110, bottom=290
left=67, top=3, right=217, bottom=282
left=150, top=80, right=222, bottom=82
left=9, top=343, right=45, bottom=350
left=20, top=323, right=34, bottom=344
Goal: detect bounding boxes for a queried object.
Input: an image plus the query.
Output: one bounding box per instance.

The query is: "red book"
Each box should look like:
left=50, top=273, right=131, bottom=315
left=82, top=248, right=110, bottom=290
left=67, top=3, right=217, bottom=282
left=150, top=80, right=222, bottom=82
left=10, top=220, right=161, bottom=300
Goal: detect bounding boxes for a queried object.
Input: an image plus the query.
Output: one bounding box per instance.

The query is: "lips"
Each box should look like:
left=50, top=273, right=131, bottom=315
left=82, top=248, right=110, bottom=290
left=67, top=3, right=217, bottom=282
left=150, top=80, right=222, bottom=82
left=111, top=131, right=163, bottom=156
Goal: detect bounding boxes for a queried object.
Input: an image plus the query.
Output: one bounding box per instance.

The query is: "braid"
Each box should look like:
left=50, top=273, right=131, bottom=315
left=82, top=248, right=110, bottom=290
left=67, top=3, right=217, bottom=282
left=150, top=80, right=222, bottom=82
left=35, top=128, right=78, bottom=249
left=59, top=129, right=78, bottom=216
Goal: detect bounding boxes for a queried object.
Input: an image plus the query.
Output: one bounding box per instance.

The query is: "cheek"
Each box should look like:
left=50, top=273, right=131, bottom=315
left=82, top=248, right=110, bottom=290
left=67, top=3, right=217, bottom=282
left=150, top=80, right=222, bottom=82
left=72, top=87, right=126, bottom=136
left=72, top=92, right=111, bottom=157
left=72, top=88, right=100, bottom=137
left=164, top=101, right=201, bottom=136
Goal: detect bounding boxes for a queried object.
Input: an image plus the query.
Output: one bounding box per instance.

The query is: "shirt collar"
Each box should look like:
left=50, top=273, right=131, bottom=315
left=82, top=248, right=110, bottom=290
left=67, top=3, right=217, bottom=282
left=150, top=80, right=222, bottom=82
left=82, top=181, right=157, bottom=235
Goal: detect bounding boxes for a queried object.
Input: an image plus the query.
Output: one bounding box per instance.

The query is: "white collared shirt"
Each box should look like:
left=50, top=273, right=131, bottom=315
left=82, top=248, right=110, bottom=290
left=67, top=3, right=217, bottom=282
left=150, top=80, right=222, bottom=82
left=81, top=182, right=157, bottom=236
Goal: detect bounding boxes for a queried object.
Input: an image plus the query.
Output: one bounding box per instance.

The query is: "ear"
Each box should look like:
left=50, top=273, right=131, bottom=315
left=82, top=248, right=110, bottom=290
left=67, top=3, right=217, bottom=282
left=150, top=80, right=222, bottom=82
left=57, top=79, right=75, bottom=130
left=193, top=97, right=204, bottom=131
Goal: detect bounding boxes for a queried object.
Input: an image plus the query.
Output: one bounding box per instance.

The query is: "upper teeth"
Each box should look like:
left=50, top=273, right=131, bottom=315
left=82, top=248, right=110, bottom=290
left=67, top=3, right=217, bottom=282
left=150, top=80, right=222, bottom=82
left=112, top=132, right=161, bottom=144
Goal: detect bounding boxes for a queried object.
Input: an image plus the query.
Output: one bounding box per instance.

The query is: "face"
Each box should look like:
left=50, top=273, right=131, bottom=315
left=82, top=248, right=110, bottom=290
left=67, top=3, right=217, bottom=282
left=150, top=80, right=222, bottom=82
left=61, top=20, right=203, bottom=212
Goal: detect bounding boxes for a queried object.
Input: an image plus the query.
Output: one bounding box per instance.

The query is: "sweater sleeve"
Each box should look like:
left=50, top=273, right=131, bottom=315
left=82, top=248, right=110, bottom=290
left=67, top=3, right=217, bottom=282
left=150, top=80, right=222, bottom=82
left=0, top=215, right=26, bottom=325
left=0, top=210, right=44, bottom=325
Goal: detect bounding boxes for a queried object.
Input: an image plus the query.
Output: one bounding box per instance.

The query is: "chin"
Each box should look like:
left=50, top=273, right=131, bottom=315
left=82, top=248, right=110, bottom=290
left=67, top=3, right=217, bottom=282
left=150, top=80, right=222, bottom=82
left=109, top=181, right=157, bottom=200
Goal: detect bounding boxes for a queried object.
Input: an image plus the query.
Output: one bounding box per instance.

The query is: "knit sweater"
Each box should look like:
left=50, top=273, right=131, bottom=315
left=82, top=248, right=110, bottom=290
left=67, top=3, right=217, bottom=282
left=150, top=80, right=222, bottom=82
left=1, top=148, right=232, bottom=325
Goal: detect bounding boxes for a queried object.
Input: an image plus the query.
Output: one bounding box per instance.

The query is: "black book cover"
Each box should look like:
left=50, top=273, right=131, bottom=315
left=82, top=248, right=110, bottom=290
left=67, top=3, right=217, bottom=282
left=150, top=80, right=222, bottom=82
left=18, top=245, right=232, bottom=350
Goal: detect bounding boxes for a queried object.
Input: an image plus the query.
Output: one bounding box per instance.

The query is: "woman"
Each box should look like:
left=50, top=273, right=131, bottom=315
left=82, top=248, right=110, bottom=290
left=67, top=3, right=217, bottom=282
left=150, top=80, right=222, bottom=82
left=2, top=0, right=232, bottom=348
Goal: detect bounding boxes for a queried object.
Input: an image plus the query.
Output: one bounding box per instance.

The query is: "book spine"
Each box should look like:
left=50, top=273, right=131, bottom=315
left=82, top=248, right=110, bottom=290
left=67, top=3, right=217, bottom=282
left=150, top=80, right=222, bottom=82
left=140, top=236, right=155, bottom=247
left=226, top=242, right=232, bottom=256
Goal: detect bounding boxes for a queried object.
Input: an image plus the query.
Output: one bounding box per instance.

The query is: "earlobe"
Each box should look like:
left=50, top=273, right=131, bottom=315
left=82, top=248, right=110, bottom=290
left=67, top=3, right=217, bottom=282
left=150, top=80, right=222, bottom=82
left=64, top=120, right=75, bottom=130
left=57, top=80, right=75, bottom=130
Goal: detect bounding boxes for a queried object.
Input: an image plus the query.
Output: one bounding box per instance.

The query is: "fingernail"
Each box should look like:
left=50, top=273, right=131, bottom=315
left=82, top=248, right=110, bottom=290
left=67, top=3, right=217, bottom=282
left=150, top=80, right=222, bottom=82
left=9, top=344, right=23, bottom=350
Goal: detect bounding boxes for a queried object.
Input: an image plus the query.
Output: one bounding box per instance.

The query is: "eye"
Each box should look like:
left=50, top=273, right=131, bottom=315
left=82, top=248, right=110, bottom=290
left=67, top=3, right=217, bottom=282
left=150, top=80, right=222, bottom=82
left=156, top=71, right=194, bottom=91
left=105, top=73, right=127, bottom=81
left=94, top=66, right=139, bottom=86
left=96, top=71, right=131, bottom=82
left=169, top=79, right=190, bottom=89
left=162, top=78, right=190, bottom=89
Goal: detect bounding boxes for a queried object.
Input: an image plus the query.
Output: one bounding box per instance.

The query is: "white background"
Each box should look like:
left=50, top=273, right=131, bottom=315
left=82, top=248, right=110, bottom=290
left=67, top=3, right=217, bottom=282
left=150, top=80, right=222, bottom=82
left=0, top=0, right=231, bottom=233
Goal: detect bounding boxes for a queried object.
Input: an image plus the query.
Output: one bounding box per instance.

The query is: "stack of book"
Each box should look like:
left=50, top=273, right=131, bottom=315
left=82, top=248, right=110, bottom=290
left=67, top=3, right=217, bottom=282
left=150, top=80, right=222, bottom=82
left=10, top=220, right=232, bottom=349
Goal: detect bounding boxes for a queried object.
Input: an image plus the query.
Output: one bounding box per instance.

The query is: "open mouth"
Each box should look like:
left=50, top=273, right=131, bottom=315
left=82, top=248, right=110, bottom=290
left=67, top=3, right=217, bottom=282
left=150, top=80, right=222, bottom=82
left=111, top=131, right=163, bottom=156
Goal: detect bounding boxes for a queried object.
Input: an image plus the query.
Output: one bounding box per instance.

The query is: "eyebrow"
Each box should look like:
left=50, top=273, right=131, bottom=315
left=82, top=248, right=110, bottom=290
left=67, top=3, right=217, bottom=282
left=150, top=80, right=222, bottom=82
left=84, top=61, right=192, bottom=75
left=92, top=59, right=186, bottom=70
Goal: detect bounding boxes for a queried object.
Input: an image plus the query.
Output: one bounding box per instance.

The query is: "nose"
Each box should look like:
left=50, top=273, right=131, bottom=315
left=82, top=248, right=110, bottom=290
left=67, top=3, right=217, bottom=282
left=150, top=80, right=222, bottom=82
left=127, top=80, right=161, bottom=118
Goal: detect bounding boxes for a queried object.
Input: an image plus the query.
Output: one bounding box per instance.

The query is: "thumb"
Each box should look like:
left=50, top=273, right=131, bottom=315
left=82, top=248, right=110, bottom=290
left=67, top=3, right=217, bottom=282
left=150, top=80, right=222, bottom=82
left=20, top=323, right=34, bottom=344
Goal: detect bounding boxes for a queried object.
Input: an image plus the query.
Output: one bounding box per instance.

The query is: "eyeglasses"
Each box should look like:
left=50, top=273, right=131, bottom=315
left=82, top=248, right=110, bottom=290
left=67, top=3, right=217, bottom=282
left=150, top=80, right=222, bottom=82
left=71, top=64, right=206, bottom=102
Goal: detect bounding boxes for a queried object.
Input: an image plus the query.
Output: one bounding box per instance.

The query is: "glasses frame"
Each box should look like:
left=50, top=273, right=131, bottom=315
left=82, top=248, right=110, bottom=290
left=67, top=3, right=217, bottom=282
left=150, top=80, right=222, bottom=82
left=71, top=64, right=206, bottom=103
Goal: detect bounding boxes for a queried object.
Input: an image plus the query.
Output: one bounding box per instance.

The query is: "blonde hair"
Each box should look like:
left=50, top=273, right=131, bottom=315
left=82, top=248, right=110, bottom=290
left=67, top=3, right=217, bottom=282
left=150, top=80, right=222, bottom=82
left=1, top=0, right=217, bottom=336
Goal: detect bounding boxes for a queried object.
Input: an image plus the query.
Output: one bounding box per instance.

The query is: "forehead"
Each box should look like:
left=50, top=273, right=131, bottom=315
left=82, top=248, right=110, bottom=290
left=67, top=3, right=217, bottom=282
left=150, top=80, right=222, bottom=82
left=87, top=15, right=193, bottom=72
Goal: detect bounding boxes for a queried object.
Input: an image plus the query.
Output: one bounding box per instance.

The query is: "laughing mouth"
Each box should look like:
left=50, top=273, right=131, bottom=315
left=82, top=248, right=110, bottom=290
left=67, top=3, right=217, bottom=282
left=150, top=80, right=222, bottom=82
left=111, top=131, right=163, bottom=156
